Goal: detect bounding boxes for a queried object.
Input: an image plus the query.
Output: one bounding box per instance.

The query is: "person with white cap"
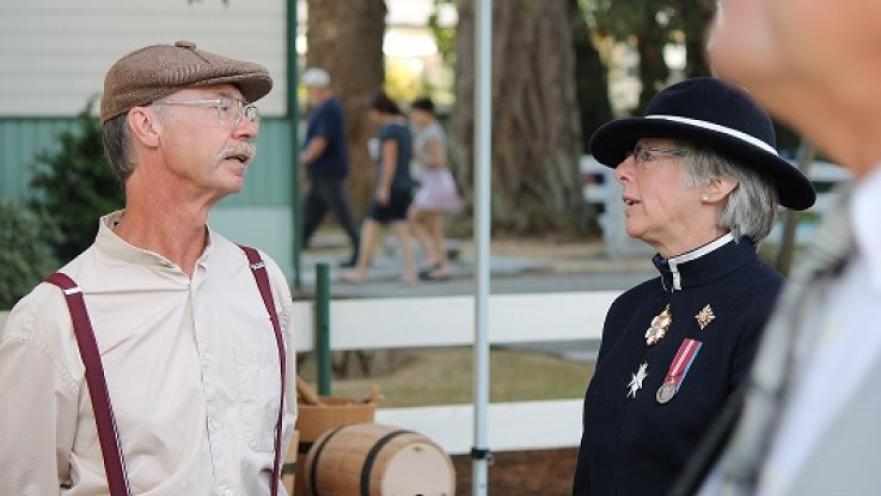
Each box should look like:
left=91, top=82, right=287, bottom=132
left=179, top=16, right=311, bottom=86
left=572, top=77, right=815, bottom=496
left=299, top=67, right=360, bottom=267
left=0, top=41, right=295, bottom=496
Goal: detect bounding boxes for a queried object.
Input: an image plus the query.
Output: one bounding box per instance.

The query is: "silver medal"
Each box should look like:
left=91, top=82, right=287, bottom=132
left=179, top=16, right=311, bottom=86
left=656, top=382, right=677, bottom=404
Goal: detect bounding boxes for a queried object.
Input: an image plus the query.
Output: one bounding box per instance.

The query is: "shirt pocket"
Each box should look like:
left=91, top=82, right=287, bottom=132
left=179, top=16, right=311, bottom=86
left=234, top=347, right=281, bottom=453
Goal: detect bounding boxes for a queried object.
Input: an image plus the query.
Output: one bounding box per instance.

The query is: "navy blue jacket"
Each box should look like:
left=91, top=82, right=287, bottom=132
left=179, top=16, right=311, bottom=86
left=304, top=97, right=348, bottom=178
left=573, top=236, right=783, bottom=496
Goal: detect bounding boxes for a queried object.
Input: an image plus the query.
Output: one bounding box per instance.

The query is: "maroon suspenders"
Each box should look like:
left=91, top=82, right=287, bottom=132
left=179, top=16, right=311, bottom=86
left=45, top=245, right=286, bottom=496
left=240, top=245, right=287, bottom=496
left=45, top=272, right=132, bottom=496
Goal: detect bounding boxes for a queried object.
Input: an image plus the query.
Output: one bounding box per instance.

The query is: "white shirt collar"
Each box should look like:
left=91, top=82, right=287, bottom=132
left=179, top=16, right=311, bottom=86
left=851, top=165, right=881, bottom=290
left=666, top=233, right=736, bottom=291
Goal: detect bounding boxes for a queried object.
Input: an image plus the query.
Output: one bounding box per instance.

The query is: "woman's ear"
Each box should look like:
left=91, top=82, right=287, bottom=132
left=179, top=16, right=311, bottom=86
left=126, top=107, right=162, bottom=149
left=701, top=177, right=739, bottom=204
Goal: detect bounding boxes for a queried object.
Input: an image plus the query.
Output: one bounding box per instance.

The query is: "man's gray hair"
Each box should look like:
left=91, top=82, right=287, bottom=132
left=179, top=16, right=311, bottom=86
left=102, top=113, right=135, bottom=184
left=678, top=142, right=779, bottom=243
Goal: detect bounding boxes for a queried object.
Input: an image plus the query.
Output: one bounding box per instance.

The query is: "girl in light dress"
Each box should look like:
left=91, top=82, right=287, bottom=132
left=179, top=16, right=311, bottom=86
left=408, top=98, right=462, bottom=280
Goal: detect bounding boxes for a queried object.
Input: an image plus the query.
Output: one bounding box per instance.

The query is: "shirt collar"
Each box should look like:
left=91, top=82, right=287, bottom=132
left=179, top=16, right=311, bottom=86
left=95, top=210, right=215, bottom=273
left=851, top=165, right=881, bottom=290
left=652, top=233, right=756, bottom=292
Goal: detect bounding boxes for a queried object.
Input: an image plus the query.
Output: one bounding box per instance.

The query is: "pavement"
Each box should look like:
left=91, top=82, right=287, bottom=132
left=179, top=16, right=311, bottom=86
left=296, top=230, right=657, bottom=299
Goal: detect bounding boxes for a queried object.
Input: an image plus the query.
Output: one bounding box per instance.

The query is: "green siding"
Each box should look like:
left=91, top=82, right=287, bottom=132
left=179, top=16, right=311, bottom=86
left=0, top=117, right=294, bottom=207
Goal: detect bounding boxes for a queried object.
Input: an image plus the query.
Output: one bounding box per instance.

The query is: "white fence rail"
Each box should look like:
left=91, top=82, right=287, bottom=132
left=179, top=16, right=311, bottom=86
left=292, top=291, right=619, bottom=454
left=291, top=291, right=618, bottom=352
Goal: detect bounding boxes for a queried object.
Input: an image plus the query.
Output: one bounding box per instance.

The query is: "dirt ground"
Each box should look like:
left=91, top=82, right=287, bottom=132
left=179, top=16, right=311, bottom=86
left=452, top=448, right=579, bottom=495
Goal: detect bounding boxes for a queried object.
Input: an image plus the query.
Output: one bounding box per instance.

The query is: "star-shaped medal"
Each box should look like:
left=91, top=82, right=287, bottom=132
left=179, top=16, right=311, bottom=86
left=695, top=304, right=716, bottom=330
left=626, top=362, right=649, bottom=399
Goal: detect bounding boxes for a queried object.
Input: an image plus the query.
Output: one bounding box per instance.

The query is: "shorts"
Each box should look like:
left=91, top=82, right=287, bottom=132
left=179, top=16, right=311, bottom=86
left=368, top=189, right=413, bottom=224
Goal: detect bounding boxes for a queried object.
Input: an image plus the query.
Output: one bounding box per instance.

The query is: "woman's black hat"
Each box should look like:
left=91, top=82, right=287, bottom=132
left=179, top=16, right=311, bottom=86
left=590, top=77, right=816, bottom=210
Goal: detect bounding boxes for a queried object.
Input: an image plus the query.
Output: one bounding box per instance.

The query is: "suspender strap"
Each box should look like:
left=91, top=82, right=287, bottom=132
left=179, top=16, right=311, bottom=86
left=45, top=272, right=131, bottom=496
left=47, top=248, right=285, bottom=496
left=240, top=245, right=287, bottom=496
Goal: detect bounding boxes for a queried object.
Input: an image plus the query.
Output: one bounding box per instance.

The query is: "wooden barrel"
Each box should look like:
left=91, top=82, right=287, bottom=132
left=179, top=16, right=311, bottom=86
left=302, top=423, right=456, bottom=496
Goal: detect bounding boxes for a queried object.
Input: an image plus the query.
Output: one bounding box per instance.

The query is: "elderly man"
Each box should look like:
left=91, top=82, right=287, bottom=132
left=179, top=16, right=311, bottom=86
left=0, top=41, right=295, bottom=496
left=299, top=67, right=360, bottom=267
left=671, top=2, right=881, bottom=496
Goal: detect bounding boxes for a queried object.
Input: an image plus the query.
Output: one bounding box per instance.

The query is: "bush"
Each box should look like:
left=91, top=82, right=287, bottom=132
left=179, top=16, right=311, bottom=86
left=29, top=98, right=125, bottom=264
left=0, top=200, right=59, bottom=310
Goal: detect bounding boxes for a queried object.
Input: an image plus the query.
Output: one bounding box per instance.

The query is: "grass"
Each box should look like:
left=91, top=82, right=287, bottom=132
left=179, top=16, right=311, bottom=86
left=298, top=346, right=595, bottom=407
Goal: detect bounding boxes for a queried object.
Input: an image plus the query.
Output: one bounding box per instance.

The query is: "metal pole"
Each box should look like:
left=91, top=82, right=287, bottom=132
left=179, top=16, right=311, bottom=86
left=286, top=0, right=303, bottom=290
left=472, top=0, right=493, bottom=494
left=315, top=263, right=332, bottom=396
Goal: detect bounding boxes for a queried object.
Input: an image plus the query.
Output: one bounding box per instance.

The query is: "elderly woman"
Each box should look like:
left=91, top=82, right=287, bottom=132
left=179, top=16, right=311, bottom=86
left=572, top=78, right=816, bottom=496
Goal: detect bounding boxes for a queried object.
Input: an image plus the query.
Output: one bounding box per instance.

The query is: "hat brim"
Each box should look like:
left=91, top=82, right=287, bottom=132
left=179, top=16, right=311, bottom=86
left=194, top=72, right=273, bottom=103
left=590, top=117, right=816, bottom=210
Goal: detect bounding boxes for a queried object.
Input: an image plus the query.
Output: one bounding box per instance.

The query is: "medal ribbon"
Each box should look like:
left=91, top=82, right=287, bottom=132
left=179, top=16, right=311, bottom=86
left=663, top=338, right=703, bottom=392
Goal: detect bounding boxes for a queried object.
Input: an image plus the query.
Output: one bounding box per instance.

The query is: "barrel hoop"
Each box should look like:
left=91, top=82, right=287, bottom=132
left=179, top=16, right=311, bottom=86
left=359, top=430, right=414, bottom=496
left=281, top=462, right=297, bottom=476
left=309, top=425, right=347, bottom=496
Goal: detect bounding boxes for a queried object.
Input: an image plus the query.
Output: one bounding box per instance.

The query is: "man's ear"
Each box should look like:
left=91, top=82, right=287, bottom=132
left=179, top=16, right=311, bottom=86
left=126, top=107, right=162, bottom=148
left=702, top=177, right=739, bottom=204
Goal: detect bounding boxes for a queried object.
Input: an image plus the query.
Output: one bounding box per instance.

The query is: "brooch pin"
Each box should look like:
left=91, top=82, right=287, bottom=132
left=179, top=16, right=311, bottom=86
left=627, top=362, right=649, bottom=399
left=695, top=304, right=716, bottom=330
left=645, top=304, right=672, bottom=346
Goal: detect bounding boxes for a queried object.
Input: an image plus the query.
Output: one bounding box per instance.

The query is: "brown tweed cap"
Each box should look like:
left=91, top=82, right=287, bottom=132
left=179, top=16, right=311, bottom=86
left=101, top=40, right=273, bottom=123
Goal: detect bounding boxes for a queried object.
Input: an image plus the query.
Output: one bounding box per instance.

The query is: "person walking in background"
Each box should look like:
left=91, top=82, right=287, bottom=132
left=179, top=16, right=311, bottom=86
left=341, top=91, right=417, bottom=284
left=408, top=97, right=461, bottom=281
left=572, top=78, right=815, bottom=496
left=300, top=67, right=360, bottom=268
left=0, top=41, right=295, bottom=495
left=670, top=2, right=881, bottom=495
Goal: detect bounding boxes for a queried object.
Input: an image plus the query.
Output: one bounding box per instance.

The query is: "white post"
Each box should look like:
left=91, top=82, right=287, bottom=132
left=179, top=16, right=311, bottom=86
left=472, top=0, right=493, bottom=494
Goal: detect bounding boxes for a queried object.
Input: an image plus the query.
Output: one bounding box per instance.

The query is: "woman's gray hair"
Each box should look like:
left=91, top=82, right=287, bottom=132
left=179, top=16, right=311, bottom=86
left=678, top=141, right=779, bottom=243
left=102, top=113, right=135, bottom=184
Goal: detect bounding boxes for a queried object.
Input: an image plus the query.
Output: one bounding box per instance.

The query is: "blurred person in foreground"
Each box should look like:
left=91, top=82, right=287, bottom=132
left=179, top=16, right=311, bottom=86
left=299, top=67, right=361, bottom=268
left=572, top=77, right=815, bottom=496
left=408, top=97, right=462, bottom=281
left=341, top=91, right=417, bottom=284
left=671, top=2, right=881, bottom=495
left=0, top=41, right=295, bottom=495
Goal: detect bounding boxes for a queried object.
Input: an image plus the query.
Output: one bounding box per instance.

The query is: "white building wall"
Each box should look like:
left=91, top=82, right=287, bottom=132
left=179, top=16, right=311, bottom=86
left=0, top=0, right=289, bottom=117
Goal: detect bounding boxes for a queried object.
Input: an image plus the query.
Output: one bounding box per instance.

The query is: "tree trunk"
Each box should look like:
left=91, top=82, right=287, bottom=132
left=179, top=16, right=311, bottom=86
left=571, top=0, right=613, bottom=152
left=450, top=0, right=596, bottom=236
left=305, top=0, right=386, bottom=215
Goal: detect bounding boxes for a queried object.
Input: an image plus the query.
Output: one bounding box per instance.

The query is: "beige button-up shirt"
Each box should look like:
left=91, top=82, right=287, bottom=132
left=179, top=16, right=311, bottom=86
left=0, top=212, right=296, bottom=496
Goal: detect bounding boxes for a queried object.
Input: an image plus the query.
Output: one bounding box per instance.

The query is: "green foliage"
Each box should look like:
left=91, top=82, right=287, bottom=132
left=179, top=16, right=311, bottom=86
left=586, top=0, right=715, bottom=113
left=0, top=200, right=59, bottom=310
left=428, top=0, right=457, bottom=66
left=29, top=98, right=125, bottom=264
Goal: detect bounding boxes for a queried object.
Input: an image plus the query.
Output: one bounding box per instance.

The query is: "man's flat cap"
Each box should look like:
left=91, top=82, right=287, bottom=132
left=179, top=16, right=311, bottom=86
left=101, top=40, right=273, bottom=123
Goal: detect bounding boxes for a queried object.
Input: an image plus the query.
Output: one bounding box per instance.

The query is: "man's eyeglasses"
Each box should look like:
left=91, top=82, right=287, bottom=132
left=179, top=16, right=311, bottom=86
left=626, top=143, right=688, bottom=167
left=152, top=97, right=260, bottom=127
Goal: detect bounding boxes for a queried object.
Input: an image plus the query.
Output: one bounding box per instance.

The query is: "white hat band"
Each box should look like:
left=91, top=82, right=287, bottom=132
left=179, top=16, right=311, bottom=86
left=645, top=114, right=779, bottom=156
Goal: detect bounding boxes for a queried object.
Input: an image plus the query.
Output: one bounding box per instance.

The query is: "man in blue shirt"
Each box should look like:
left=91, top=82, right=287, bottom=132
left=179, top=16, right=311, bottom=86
left=299, top=67, right=360, bottom=267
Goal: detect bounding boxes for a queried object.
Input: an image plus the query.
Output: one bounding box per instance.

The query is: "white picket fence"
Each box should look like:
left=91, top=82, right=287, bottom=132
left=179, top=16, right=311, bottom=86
left=292, top=291, right=620, bottom=454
